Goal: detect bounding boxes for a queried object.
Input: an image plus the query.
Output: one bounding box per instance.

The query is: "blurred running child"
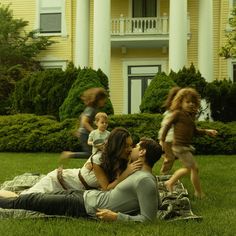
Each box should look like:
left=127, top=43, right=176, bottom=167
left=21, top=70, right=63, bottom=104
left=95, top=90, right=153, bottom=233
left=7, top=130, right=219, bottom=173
left=159, top=87, right=180, bottom=175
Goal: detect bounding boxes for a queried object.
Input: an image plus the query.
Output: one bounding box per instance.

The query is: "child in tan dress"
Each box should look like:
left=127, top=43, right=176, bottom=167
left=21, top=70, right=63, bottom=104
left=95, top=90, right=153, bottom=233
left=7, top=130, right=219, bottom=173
left=160, top=88, right=217, bottom=198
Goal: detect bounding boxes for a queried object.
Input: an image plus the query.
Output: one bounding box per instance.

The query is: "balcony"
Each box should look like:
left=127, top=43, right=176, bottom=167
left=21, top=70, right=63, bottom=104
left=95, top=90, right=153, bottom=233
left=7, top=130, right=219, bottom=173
left=111, top=15, right=190, bottom=49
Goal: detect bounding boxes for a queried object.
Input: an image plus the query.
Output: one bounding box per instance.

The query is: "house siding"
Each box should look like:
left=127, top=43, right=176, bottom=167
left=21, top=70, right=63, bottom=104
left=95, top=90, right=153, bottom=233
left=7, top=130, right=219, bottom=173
left=1, top=0, right=233, bottom=114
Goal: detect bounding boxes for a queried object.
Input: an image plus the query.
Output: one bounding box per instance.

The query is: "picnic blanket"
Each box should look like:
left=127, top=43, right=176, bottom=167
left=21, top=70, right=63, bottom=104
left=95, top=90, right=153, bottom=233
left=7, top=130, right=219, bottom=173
left=0, top=173, right=202, bottom=221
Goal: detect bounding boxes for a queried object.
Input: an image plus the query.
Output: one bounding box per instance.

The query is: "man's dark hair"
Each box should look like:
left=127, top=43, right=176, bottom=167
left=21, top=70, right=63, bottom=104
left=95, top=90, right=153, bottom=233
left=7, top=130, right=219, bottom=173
left=139, top=137, right=162, bottom=168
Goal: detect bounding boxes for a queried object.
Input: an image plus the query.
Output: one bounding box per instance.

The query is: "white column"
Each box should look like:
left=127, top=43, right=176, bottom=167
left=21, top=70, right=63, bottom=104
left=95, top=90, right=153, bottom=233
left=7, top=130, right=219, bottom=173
left=93, top=0, right=111, bottom=77
left=74, top=0, right=89, bottom=68
left=169, top=0, right=188, bottom=72
left=198, top=0, right=213, bottom=82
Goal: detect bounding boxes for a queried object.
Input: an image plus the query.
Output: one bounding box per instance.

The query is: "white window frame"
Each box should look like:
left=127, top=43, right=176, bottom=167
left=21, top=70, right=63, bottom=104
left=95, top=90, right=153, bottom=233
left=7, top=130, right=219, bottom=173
left=122, top=58, right=167, bottom=114
left=36, top=0, right=67, bottom=37
left=40, top=60, right=67, bottom=70
left=228, top=59, right=236, bottom=82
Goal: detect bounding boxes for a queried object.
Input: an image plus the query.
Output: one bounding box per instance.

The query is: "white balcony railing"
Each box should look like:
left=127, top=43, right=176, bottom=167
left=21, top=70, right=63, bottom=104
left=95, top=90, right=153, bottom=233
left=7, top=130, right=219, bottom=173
left=111, top=15, right=169, bottom=35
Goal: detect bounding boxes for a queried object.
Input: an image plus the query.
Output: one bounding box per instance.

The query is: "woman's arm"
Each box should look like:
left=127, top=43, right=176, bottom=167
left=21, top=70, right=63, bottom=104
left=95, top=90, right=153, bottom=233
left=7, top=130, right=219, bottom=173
left=93, top=160, right=143, bottom=190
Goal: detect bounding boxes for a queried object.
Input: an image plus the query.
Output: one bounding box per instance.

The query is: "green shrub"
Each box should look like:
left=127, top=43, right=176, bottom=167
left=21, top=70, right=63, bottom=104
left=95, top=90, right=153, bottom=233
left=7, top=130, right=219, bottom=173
left=12, top=63, right=80, bottom=119
left=169, top=64, right=207, bottom=98
left=0, top=114, right=80, bottom=152
left=59, top=68, right=114, bottom=121
left=0, top=114, right=235, bottom=154
left=140, top=72, right=176, bottom=113
left=205, top=79, right=236, bottom=122
left=0, top=74, right=14, bottom=115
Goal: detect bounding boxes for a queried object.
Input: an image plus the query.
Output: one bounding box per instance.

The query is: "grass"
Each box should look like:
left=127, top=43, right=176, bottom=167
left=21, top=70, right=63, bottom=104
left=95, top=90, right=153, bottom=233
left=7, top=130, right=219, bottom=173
left=0, top=152, right=236, bottom=236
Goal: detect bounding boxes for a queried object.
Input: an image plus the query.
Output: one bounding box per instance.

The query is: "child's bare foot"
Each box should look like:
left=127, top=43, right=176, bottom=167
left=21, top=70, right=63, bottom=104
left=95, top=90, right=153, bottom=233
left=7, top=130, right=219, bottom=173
left=58, top=151, right=72, bottom=167
left=0, top=190, right=18, bottom=198
left=165, top=181, right=174, bottom=192
left=194, top=192, right=206, bottom=199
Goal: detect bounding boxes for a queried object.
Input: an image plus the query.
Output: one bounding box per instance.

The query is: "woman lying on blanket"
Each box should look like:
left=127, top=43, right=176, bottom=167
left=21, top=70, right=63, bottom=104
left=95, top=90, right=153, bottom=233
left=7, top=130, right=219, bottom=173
left=1, top=128, right=142, bottom=198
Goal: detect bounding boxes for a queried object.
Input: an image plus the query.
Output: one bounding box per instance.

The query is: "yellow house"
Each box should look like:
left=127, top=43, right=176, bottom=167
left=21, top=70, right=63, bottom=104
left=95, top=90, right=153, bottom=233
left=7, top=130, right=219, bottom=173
left=1, top=0, right=235, bottom=114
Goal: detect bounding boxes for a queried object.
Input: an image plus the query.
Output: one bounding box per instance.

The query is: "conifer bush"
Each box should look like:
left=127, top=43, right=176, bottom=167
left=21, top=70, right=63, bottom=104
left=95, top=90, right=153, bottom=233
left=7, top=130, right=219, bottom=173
left=205, top=79, right=236, bottom=122
left=59, top=68, right=114, bottom=121
left=140, top=72, right=176, bottom=113
left=12, top=64, right=80, bottom=119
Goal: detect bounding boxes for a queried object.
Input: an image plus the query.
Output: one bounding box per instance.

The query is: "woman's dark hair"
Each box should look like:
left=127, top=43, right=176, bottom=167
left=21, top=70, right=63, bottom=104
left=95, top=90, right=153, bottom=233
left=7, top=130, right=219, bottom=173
left=100, top=127, right=131, bottom=182
left=139, top=137, right=162, bottom=168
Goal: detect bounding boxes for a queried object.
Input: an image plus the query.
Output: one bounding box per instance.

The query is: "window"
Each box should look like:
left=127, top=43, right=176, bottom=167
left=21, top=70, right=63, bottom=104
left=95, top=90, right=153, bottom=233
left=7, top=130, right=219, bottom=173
left=37, top=0, right=66, bottom=35
left=232, top=63, right=236, bottom=82
left=127, top=65, right=160, bottom=113
left=40, top=60, right=67, bottom=70
left=132, top=0, right=157, bottom=17
left=233, top=0, right=236, bottom=7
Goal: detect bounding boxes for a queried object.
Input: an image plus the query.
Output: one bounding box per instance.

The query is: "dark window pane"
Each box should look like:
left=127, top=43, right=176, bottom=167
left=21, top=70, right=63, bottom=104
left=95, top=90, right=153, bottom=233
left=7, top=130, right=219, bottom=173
left=233, top=64, right=236, bottom=82
left=40, top=13, right=61, bottom=33
left=132, top=0, right=143, bottom=17
left=132, top=0, right=156, bottom=17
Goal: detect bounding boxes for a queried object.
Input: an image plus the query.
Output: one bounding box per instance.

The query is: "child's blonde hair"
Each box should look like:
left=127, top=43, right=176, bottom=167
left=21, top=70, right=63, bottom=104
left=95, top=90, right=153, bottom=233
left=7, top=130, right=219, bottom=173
left=81, top=87, right=107, bottom=107
left=170, top=88, right=201, bottom=112
left=163, top=87, right=181, bottom=110
left=95, top=112, right=108, bottom=122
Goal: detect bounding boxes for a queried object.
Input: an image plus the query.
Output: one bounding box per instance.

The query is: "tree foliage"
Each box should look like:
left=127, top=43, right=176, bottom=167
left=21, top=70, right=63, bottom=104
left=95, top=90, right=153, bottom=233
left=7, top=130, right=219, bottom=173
left=0, top=4, right=54, bottom=71
left=220, top=8, right=236, bottom=58
left=0, top=4, right=54, bottom=115
left=169, top=64, right=207, bottom=98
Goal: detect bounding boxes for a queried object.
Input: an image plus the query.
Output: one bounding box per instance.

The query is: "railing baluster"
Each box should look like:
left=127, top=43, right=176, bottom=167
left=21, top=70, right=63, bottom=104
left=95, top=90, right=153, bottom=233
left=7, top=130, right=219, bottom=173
left=111, top=16, right=171, bottom=35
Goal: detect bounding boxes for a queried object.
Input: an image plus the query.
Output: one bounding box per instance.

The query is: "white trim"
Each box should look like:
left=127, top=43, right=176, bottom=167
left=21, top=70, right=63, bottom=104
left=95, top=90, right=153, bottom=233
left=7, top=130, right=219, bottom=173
left=36, top=0, right=67, bottom=37
left=122, top=58, right=168, bottom=114
left=228, top=58, right=236, bottom=82
left=40, top=60, right=67, bottom=70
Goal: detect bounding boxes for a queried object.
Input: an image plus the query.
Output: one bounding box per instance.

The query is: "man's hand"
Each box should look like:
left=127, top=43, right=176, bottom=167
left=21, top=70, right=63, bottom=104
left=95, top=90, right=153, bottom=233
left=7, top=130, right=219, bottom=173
left=96, top=209, right=118, bottom=221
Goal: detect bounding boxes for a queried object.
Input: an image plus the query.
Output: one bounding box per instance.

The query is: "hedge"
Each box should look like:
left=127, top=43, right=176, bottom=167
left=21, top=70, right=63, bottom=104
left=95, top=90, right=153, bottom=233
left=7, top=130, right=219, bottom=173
left=0, top=114, right=235, bottom=154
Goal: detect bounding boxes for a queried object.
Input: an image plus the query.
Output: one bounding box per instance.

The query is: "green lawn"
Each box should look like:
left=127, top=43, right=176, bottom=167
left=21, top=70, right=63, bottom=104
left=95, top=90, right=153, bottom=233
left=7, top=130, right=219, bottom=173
left=0, top=153, right=235, bottom=236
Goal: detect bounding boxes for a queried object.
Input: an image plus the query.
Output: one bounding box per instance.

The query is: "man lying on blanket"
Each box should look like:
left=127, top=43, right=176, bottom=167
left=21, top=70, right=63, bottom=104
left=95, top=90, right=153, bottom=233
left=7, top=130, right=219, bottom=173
left=0, top=138, right=162, bottom=222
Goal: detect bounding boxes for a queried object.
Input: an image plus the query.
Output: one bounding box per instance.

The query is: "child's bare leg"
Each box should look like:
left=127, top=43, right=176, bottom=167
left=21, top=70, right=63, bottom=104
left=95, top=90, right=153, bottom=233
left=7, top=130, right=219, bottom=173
left=190, top=167, right=205, bottom=198
left=160, top=142, right=175, bottom=175
left=165, top=167, right=190, bottom=192
left=0, top=190, right=19, bottom=198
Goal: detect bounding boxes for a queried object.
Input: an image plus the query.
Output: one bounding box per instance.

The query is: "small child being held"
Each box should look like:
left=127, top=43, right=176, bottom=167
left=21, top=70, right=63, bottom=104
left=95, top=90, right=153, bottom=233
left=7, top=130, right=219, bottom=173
left=88, top=112, right=110, bottom=154
left=159, top=88, right=217, bottom=198
left=158, top=87, right=181, bottom=175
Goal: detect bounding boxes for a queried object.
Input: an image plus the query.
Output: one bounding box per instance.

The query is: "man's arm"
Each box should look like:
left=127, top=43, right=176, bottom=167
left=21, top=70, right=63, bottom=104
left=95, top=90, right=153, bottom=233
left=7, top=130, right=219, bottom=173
left=96, top=177, right=159, bottom=222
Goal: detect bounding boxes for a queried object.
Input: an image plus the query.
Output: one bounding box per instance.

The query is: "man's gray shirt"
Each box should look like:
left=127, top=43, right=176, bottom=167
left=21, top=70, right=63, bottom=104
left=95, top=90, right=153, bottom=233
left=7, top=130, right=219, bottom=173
left=83, top=170, right=159, bottom=222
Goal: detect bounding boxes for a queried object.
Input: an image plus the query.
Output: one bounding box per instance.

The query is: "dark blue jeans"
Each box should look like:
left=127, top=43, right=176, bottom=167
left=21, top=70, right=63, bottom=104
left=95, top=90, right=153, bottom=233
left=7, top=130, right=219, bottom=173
left=70, top=132, right=92, bottom=159
left=0, top=190, right=88, bottom=218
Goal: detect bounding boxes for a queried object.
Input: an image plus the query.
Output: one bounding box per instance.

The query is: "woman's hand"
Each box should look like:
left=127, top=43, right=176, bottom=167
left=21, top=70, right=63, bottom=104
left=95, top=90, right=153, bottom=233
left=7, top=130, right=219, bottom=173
left=123, top=160, right=143, bottom=177
left=96, top=209, right=117, bottom=221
